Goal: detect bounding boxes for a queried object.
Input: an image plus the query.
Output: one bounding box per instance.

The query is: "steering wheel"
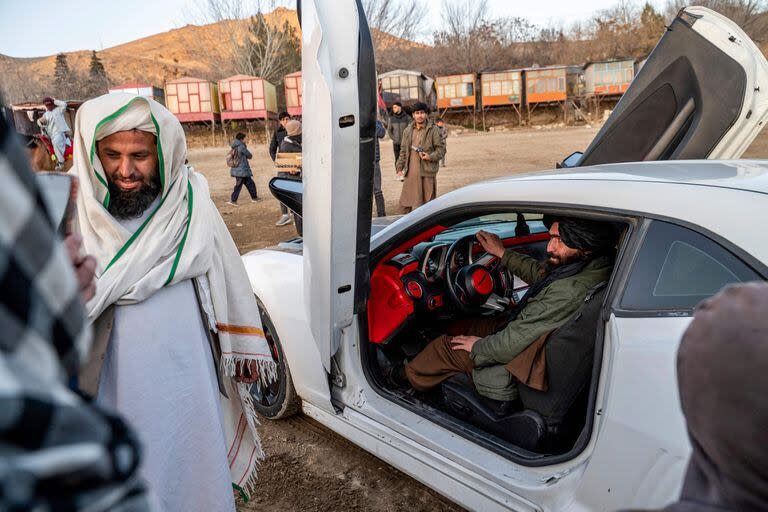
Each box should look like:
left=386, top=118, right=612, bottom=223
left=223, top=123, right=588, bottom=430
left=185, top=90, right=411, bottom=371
left=444, top=234, right=496, bottom=313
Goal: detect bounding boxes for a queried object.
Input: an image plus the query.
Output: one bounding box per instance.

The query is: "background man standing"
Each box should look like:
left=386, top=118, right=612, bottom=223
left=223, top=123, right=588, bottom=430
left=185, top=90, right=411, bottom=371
left=38, top=96, right=71, bottom=169
left=387, top=101, right=410, bottom=168
left=269, top=111, right=291, bottom=162
left=72, top=94, right=277, bottom=511
left=227, top=131, right=258, bottom=206
left=278, top=119, right=303, bottom=233
left=274, top=117, right=301, bottom=227
left=395, top=102, right=445, bottom=213
left=373, top=118, right=386, bottom=217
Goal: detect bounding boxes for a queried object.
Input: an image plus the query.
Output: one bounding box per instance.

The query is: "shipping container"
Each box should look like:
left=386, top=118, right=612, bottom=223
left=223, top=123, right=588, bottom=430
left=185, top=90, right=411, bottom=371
left=436, top=73, right=476, bottom=110
left=524, top=66, right=582, bottom=105
left=284, top=71, right=302, bottom=117
left=218, top=74, right=277, bottom=121
left=584, top=59, right=635, bottom=96
left=480, top=70, right=524, bottom=107
left=108, top=82, right=165, bottom=105
left=165, top=77, right=220, bottom=123
left=378, top=69, right=436, bottom=110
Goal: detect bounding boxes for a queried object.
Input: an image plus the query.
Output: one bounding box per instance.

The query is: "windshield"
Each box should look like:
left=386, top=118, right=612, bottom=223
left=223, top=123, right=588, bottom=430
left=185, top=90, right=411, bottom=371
left=434, top=212, right=547, bottom=242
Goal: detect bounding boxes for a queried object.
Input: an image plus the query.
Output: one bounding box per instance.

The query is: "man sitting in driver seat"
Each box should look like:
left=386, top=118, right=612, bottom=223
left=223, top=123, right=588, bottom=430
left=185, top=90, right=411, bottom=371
left=385, top=217, right=617, bottom=404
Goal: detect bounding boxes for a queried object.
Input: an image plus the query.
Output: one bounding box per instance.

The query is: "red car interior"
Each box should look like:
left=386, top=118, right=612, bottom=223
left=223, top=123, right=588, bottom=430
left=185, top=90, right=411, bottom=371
left=367, top=226, right=550, bottom=345
left=367, top=225, right=446, bottom=344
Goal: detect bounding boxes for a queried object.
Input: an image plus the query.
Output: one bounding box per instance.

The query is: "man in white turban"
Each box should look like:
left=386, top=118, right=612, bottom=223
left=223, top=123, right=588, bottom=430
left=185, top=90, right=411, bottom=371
left=71, top=93, right=277, bottom=511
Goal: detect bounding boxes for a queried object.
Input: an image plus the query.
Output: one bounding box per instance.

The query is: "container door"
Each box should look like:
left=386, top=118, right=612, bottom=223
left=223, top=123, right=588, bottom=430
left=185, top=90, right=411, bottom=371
left=302, top=0, right=376, bottom=371
left=578, top=6, right=768, bottom=166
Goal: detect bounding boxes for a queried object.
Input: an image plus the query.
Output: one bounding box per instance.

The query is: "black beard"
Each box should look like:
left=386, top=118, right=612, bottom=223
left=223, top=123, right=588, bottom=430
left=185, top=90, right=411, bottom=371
left=107, top=174, right=161, bottom=219
left=543, top=250, right=590, bottom=274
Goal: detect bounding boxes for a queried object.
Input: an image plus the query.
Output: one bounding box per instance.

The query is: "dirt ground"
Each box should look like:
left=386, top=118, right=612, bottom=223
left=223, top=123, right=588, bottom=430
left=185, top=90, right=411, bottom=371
left=186, top=126, right=768, bottom=512
left=191, top=125, right=603, bottom=254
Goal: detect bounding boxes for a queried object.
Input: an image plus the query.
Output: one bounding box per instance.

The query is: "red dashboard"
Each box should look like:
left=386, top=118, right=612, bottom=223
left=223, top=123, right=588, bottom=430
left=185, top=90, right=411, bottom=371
left=366, top=228, right=551, bottom=345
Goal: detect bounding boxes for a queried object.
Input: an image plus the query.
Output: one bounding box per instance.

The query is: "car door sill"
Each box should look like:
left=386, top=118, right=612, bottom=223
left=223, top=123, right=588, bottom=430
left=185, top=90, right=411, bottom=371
left=301, top=401, right=543, bottom=512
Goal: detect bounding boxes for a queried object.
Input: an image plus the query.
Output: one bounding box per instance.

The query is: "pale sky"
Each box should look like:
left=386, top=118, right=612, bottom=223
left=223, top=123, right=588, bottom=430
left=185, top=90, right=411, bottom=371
left=0, top=0, right=666, bottom=58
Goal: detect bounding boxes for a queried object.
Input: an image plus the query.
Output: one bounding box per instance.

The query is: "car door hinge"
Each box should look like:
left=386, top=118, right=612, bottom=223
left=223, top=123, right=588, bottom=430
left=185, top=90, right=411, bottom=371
left=330, top=357, right=346, bottom=388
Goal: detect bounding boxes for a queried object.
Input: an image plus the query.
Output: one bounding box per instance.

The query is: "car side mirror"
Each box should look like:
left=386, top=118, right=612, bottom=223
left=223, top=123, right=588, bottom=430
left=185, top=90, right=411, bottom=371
left=557, top=151, right=583, bottom=169
left=269, top=177, right=303, bottom=217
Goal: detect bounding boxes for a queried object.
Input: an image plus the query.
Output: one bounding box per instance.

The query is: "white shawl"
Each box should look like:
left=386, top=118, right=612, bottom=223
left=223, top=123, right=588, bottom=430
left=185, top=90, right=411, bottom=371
left=71, top=93, right=276, bottom=497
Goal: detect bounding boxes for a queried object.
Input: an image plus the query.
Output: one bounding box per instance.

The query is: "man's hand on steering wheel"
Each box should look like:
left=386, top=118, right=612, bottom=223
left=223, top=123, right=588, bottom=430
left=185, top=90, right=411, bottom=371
left=476, top=230, right=505, bottom=258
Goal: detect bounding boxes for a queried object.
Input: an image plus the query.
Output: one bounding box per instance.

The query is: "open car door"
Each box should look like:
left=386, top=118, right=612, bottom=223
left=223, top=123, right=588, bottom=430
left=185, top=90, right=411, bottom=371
left=578, top=6, right=768, bottom=166
left=301, top=0, right=376, bottom=371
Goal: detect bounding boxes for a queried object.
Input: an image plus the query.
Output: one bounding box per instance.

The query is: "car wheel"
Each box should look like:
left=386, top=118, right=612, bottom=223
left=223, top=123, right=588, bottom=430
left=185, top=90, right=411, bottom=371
left=249, top=299, right=301, bottom=419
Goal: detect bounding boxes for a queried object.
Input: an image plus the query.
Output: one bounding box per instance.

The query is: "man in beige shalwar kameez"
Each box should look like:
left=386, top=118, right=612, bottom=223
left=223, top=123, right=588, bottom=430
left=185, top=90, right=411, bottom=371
left=395, top=102, right=445, bottom=213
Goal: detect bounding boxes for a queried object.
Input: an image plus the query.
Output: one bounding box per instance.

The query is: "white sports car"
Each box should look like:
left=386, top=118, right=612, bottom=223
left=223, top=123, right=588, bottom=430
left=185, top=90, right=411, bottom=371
left=243, top=3, right=768, bottom=511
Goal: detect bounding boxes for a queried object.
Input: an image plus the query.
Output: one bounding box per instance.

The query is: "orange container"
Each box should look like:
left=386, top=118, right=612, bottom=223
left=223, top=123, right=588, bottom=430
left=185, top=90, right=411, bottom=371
left=436, top=74, right=476, bottom=109
left=480, top=70, right=524, bottom=107
left=584, top=59, right=635, bottom=96
left=524, top=66, right=582, bottom=105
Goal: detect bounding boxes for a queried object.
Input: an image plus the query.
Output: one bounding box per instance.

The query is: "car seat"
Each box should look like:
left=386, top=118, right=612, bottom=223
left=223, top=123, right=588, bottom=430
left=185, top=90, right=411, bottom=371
left=442, top=282, right=608, bottom=452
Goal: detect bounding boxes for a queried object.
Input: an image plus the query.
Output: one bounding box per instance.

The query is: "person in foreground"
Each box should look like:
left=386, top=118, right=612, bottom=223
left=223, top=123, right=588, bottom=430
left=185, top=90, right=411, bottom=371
left=0, top=114, right=151, bottom=510
left=71, top=93, right=277, bottom=511
left=384, top=217, right=618, bottom=403
left=645, top=282, right=768, bottom=511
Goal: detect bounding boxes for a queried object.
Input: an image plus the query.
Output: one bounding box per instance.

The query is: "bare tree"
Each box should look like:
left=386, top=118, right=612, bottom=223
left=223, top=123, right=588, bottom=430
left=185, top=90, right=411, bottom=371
left=361, top=0, right=429, bottom=71
left=432, top=0, right=499, bottom=73
left=242, top=10, right=300, bottom=84
left=186, top=0, right=298, bottom=79
left=665, top=0, right=768, bottom=40
left=362, top=0, right=428, bottom=46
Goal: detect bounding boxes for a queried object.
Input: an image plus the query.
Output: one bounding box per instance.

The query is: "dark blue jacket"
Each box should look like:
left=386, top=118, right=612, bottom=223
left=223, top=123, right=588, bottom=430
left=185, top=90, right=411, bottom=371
left=230, top=138, right=253, bottom=177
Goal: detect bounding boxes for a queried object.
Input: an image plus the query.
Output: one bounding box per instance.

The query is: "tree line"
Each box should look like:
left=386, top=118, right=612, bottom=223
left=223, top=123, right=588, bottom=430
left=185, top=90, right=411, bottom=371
left=2, top=0, right=766, bottom=106
left=375, top=0, right=768, bottom=76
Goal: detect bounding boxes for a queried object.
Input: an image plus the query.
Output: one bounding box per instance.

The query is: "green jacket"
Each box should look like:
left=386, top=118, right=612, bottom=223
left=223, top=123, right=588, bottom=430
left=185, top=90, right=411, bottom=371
left=470, top=251, right=613, bottom=401
left=395, top=121, right=446, bottom=178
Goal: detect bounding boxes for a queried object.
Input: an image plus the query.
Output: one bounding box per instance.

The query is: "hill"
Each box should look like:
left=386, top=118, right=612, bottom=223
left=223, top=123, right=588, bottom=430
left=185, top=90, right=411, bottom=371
left=0, top=7, right=420, bottom=103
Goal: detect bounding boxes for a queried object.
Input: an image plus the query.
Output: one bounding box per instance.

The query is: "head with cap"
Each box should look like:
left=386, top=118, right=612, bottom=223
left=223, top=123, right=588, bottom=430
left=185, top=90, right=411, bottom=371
left=411, top=102, right=429, bottom=127
left=542, top=216, right=618, bottom=268
left=42, top=96, right=55, bottom=111
left=286, top=119, right=302, bottom=137
left=670, top=282, right=768, bottom=511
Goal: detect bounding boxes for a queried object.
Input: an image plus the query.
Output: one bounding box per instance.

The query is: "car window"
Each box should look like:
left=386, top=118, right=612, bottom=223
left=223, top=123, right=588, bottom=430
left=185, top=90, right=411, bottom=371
left=621, top=221, right=762, bottom=311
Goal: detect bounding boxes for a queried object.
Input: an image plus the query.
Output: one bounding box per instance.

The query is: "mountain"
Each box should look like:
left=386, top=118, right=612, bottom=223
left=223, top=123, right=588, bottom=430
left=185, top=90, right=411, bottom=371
left=0, top=7, right=419, bottom=103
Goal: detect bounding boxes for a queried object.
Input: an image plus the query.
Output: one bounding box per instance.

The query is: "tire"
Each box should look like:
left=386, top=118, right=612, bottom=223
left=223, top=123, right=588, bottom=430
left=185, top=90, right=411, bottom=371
left=249, top=299, right=301, bottom=419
